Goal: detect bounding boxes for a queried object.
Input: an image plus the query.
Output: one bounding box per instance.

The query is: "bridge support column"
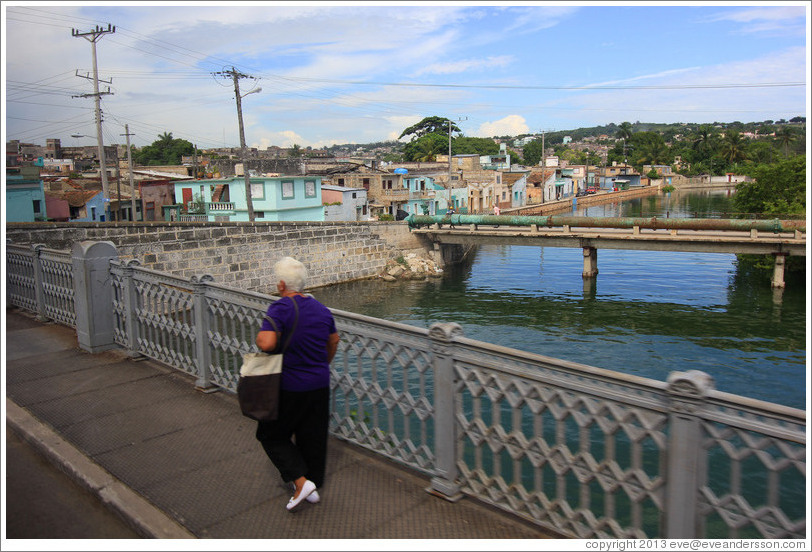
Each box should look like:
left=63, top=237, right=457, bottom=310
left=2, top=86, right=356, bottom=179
left=434, top=243, right=465, bottom=268
left=771, top=253, right=787, bottom=289
left=582, top=246, right=598, bottom=278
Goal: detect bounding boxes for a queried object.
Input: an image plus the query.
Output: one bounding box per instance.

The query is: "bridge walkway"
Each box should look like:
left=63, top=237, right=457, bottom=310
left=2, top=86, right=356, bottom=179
left=5, top=307, right=560, bottom=541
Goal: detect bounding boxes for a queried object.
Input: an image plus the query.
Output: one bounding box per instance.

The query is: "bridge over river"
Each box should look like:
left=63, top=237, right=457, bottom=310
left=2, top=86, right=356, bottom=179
left=407, top=214, right=806, bottom=288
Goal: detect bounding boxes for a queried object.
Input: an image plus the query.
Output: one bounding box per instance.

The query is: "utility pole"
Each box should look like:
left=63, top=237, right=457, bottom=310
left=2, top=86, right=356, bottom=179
left=213, top=67, right=260, bottom=221
left=446, top=116, right=466, bottom=189
left=121, top=125, right=137, bottom=220
left=72, top=24, right=115, bottom=220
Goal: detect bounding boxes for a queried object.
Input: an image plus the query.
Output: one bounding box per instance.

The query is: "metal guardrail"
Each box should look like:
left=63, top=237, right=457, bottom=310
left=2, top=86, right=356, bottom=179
left=6, top=242, right=806, bottom=539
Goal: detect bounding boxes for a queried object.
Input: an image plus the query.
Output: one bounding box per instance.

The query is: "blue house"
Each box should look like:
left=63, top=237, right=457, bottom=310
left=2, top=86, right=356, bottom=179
left=173, top=176, right=324, bottom=222
left=69, top=191, right=107, bottom=222
left=5, top=166, right=47, bottom=222
left=401, top=175, right=440, bottom=215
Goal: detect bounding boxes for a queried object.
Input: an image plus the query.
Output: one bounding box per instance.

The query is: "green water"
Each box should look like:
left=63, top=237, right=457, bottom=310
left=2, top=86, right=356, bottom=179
left=313, top=190, right=807, bottom=409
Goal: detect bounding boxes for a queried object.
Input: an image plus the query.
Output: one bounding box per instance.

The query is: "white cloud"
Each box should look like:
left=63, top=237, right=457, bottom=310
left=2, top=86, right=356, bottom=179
left=416, top=56, right=514, bottom=76
left=257, top=130, right=305, bottom=149
left=476, top=115, right=529, bottom=137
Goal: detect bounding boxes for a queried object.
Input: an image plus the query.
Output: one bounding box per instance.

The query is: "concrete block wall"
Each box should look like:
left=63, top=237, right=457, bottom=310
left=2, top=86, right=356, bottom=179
left=5, top=221, right=426, bottom=292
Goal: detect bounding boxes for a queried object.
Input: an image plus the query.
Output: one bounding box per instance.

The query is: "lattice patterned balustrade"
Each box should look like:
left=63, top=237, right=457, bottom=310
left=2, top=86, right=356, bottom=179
left=7, top=242, right=807, bottom=539
left=330, top=311, right=437, bottom=474
left=696, top=395, right=806, bottom=539
left=452, top=338, right=671, bottom=538
left=6, top=244, right=38, bottom=313
left=39, top=248, right=75, bottom=327
left=204, top=283, right=270, bottom=391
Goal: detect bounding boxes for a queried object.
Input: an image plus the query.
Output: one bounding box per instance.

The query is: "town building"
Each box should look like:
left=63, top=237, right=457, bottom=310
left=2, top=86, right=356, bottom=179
left=321, top=184, right=369, bottom=221
left=170, top=175, right=325, bottom=222
left=5, top=166, right=47, bottom=222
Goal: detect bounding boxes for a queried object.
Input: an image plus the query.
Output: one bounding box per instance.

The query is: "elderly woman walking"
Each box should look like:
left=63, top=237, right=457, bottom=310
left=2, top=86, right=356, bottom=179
left=255, top=257, right=340, bottom=511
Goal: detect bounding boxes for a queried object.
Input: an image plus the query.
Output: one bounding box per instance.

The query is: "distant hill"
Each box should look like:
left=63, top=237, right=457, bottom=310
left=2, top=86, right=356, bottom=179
left=325, top=117, right=805, bottom=155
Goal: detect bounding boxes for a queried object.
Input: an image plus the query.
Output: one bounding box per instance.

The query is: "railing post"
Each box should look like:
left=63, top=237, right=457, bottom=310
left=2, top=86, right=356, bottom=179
left=71, top=241, right=119, bottom=353
left=121, top=259, right=143, bottom=358
left=31, top=244, right=48, bottom=321
left=665, top=369, right=715, bottom=539
left=428, top=322, right=463, bottom=501
left=191, top=274, right=216, bottom=392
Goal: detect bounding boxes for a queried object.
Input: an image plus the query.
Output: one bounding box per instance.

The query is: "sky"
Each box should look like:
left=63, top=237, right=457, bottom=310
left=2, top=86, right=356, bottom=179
left=2, top=1, right=809, bottom=152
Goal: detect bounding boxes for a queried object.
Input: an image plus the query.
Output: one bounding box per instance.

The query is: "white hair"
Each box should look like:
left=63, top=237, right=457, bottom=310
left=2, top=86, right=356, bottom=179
left=274, top=257, right=307, bottom=292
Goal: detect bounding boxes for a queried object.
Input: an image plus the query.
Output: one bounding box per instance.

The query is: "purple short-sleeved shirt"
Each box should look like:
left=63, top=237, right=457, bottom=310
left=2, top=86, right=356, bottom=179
left=260, top=295, right=337, bottom=392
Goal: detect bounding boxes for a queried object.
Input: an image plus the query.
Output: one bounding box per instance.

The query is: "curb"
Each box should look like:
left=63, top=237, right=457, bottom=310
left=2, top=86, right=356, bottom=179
left=6, top=399, right=196, bottom=539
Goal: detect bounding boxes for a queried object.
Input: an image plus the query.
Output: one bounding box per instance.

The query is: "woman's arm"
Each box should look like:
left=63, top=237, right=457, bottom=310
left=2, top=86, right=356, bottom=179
left=326, top=332, right=340, bottom=363
left=256, top=330, right=279, bottom=353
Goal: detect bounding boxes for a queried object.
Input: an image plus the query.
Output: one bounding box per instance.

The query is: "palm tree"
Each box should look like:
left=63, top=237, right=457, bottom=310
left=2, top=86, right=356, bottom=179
left=774, top=127, right=795, bottom=157
left=719, top=130, right=748, bottom=166
left=617, top=122, right=633, bottom=163
left=692, top=124, right=716, bottom=156
left=414, top=138, right=443, bottom=162
left=157, top=132, right=174, bottom=147
left=638, top=139, right=670, bottom=166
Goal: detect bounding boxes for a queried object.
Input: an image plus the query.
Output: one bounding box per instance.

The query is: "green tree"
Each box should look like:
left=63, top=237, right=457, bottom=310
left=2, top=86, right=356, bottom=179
left=452, top=136, right=499, bottom=156
left=735, top=155, right=806, bottom=216
left=635, top=132, right=671, bottom=167
left=616, top=121, right=633, bottom=142
left=521, top=139, right=545, bottom=166
left=719, top=129, right=748, bottom=167
left=399, top=116, right=460, bottom=141
left=403, top=133, right=446, bottom=162
left=773, top=127, right=796, bottom=157
left=692, top=124, right=717, bottom=158
left=133, top=132, right=195, bottom=166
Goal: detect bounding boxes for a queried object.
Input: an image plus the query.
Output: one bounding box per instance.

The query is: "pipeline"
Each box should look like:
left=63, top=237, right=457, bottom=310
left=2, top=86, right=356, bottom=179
left=406, top=214, right=806, bottom=233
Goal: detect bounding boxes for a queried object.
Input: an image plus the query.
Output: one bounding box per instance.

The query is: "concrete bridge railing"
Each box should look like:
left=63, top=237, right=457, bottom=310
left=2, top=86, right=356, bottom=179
left=5, top=241, right=806, bottom=539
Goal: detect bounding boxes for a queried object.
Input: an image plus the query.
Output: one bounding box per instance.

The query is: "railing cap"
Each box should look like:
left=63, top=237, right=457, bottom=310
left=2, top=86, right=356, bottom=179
left=667, top=369, right=715, bottom=398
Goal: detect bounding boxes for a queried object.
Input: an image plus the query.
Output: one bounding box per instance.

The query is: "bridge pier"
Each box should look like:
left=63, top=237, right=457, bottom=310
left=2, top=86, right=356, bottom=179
left=582, top=246, right=598, bottom=278
left=771, top=253, right=787, bottom=289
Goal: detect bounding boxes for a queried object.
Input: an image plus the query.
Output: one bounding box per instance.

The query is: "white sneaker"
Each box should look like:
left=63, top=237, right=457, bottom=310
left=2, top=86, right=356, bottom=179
left=286, top=480, right=317, bottom=511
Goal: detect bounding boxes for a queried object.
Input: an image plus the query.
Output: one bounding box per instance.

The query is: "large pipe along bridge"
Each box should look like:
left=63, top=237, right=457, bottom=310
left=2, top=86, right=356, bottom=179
left=406, top=214, right=806, bottom=289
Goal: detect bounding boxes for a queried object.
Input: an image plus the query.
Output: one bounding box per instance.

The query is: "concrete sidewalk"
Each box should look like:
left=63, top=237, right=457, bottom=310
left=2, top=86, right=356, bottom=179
left=4, top=307, right=558, bottom=540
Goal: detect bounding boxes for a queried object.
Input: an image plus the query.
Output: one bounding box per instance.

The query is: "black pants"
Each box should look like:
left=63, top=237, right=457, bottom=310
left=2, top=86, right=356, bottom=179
left=255, top=386, right=329, bottom=488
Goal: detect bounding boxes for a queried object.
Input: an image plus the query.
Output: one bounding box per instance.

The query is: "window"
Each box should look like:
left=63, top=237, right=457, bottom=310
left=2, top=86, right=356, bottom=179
left=362, top=178, right=370, bottom=190
left=255, top=211, right=264, bottom=218
left=337, top=178, right=345, bottom=187
left=146, top=201, right=155, bottom=221
left=351, top=192, right=357, bottom=199
left=282, top=180, right=294, bottom=199
left=305, top=181, right=316, bottom=198
left=32, top=200, right=42, bottom=214
left=251, top=182, right=265, bottom=200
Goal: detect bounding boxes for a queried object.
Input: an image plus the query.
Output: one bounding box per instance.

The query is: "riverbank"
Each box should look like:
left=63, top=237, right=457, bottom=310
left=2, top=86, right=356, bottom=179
left=507, top=184, right=661, bottom=216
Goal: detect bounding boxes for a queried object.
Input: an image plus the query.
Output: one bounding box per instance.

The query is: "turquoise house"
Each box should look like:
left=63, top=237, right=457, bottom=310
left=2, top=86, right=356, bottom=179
left=173, top=176, right=325, bottom=222
left=5, top=166, right=47, bottom=222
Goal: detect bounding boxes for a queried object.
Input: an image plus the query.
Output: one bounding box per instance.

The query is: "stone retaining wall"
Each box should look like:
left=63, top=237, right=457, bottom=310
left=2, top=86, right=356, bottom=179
left=5, top=221, right=425, bottom=292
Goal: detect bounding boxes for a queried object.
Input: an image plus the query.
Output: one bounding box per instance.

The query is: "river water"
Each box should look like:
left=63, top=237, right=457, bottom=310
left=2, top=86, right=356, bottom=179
left=312, top=189, right=807, bottom=409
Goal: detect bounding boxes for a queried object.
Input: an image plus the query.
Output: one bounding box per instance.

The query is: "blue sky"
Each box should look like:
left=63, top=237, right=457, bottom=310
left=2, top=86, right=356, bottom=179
left=3, top=2, right=808, bottom=151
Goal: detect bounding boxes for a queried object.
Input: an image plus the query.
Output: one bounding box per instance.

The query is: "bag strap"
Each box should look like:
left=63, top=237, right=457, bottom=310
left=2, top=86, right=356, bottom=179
left=262, top=296, right=300, bottom=354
